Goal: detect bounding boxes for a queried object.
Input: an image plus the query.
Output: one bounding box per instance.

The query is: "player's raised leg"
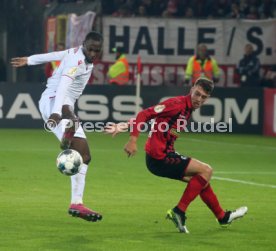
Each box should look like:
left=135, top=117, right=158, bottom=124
left=200, top=183, right=248, bottom=226
left=218, top=206, right=248, bottom=227
left=199, top=183, right=225, bottom=220
left=68, top=137, right=102, bottom=222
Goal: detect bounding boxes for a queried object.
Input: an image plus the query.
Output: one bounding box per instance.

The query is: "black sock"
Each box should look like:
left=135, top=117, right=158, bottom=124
left=173, top=206, right=185, bottom=215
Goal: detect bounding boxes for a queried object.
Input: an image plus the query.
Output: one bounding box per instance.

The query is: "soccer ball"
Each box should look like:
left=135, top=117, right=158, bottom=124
left=56, top=149, right=83, bottom=176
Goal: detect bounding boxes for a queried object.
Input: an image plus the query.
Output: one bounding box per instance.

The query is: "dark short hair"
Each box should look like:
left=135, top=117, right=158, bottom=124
left=85, top=31, right=103, bottom=43
left=194, top=77, right=214, bottom=94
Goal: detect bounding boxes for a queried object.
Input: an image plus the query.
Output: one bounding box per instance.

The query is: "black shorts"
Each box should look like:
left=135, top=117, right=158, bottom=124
left=146, top=152, right=191, bottom=181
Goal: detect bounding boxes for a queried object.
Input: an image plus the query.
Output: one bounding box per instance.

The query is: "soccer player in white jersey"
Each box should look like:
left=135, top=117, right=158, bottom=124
left=11, top=31, right=103, bottom=222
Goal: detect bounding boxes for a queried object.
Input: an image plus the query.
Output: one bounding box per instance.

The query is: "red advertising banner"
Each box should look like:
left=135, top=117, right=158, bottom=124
left=90, top=62, right=269, bottom=87
left=263, top=88, right=276, bottom=136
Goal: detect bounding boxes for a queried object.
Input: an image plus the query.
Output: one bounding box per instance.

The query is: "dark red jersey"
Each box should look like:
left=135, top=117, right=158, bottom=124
left=130, top=95, right=193, bottom=159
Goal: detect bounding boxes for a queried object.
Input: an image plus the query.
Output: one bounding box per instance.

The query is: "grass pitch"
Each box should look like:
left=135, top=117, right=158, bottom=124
left=0, top=129, right=275, bottom=251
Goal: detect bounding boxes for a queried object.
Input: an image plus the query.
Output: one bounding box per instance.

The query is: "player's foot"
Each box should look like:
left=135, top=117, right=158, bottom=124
left=68, top=204, right=102, bottom=222
left=218, top=206, right=248, bottom=227
left=166, top=207, right=189, bottom=233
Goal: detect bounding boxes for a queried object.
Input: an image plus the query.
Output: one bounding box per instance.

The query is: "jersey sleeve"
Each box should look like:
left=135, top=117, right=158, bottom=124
left=130, top=97, right=183, bottom=137
left=51, top=75, right=74, bottom=115
left=27, top=50, right=67, bottom=65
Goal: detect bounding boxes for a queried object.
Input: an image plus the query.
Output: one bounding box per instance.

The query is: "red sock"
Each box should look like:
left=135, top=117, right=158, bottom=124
left=177, top=175, right=208, bottom=212
left=200, top=184, right=225, bottom=220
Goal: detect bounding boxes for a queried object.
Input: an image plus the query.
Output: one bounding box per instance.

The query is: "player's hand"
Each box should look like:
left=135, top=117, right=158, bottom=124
left=48, top=113, right=61, bottom=126
left=46, top=113, right=61, bottom=131
left=124, top=136, right=138, bottom=157
left=104, top=122, right=129, bottom=137
left=11, top=57, right=28, bottom=67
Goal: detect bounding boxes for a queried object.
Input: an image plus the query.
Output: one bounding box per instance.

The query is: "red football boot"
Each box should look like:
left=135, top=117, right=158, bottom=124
left=68, top=204, right=102, bottom=222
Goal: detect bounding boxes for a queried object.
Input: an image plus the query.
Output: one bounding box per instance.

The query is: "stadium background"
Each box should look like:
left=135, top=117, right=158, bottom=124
left=0, top=0, right=275, bottom=135
left=0, top=1, right=276, bottom=251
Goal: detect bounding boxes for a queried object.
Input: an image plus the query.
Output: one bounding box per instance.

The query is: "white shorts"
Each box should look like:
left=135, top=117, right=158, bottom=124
left=39, top=95, right=86, bottom=141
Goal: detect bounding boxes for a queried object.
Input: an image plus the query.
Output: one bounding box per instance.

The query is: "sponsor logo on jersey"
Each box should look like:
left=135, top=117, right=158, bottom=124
left=154, top=104, right=165, bottom=113
left=67, top=67, right=78, bottom=77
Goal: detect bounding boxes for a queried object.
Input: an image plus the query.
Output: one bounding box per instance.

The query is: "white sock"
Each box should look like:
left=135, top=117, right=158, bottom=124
left=70, top=164, right=88, bottom=204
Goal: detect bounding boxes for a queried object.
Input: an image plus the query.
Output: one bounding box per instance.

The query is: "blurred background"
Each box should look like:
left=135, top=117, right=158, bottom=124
left=0, top=0, right=276, bottom=136
left=1, top=0, right=275, bottom=85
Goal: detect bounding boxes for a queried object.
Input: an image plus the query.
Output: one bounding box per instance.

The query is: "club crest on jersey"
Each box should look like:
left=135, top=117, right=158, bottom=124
left=154, top=105, right=165, bottom=113
left=67, top=67, right=77, bottom=77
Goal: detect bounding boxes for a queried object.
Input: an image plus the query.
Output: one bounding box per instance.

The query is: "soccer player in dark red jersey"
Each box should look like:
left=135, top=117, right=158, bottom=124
left=105, top=77, right=247, bottom=233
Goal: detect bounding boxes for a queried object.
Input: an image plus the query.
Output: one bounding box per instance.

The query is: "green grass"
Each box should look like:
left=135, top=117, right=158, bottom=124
left=0, top=129, right=275, bottom=251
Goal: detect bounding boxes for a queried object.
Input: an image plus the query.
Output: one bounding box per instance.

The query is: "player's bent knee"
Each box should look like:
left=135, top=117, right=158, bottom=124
left=204, top=164, right=213, bottom=178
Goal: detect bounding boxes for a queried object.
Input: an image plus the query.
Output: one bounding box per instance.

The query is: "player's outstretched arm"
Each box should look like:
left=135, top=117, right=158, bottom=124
left=27, top=50, right=67, bottom=65
left=12, top=50, right=67, bottom=67
left=104, top=122, right=129, bottom=137
left=11, top=57, right=28, bottom=67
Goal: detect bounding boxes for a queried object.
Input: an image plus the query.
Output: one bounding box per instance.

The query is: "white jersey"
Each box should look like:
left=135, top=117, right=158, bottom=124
left=28, top=46, right=93, bottom=115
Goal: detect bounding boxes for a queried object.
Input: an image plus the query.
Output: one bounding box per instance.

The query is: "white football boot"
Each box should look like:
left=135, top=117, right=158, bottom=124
left=218, top=206, right=248, bottom=227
